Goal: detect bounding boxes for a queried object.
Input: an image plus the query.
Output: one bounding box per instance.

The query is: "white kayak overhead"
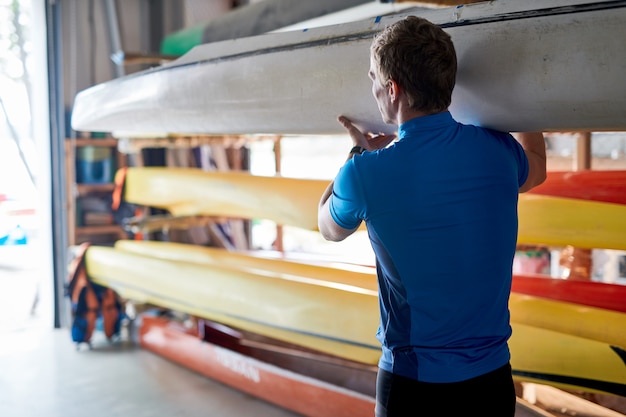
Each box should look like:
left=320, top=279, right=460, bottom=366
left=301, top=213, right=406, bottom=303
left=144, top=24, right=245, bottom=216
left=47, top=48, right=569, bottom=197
left=71, top=0, right=626, bottom=136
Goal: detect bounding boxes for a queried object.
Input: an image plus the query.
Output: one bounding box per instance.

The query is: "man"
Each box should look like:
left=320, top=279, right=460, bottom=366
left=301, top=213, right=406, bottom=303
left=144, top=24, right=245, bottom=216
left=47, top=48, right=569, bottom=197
left=318, top=16, right=546, bottom=416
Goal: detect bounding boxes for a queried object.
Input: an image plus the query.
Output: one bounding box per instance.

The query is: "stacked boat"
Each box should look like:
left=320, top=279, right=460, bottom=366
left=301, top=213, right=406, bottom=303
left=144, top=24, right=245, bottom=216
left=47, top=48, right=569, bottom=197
left=78, top=167, right=626, bottom=402
left=83, top=240, right=626, bottom=410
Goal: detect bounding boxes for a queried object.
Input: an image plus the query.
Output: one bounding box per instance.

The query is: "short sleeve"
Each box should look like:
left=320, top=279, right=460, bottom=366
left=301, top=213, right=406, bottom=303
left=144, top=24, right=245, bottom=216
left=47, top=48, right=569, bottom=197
left=328, top=158, right=366, bottom=230
left=494, top=130, right=530, bottom=188
left=509, top=135, right=529, bottom=187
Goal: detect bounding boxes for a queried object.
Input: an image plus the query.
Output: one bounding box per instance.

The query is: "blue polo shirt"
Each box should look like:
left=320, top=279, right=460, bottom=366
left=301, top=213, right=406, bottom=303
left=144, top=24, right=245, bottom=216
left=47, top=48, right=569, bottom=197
left=329, top=112, right=528, bottom=382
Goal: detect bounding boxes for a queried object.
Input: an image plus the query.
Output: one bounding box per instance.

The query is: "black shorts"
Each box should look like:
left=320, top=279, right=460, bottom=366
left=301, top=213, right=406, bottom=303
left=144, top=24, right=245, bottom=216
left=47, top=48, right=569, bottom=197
left=375, top=363, right=516, bottom=417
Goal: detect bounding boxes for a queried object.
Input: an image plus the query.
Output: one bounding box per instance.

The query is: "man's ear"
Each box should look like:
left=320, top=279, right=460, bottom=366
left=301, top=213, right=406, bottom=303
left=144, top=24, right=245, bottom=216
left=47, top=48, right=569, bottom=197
left=388, top=79, right=400, bottom=102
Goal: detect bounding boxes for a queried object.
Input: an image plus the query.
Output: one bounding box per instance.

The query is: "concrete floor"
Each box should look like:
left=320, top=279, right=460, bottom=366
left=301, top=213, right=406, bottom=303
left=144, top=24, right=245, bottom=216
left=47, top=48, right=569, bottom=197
left=0, top=328, right=565, bottom=417
left=0, top=327, right=302, bottom=417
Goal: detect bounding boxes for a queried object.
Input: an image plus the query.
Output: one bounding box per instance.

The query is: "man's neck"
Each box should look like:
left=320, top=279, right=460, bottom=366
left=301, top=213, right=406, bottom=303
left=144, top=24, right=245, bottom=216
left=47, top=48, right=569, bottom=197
left=397, top=107, right=430, bottom=125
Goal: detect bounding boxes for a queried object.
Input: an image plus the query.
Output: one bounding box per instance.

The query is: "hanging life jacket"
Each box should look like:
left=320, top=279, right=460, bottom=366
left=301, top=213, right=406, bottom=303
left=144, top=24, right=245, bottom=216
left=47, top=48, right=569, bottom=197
left=66, top=242, right=123, bottom=349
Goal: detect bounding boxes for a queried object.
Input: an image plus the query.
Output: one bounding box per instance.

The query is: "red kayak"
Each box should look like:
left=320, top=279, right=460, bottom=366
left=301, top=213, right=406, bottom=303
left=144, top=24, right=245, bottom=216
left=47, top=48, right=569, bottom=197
left=529, top=170, right=626, bottom=205
left=512, top=274, right=626, bottom=313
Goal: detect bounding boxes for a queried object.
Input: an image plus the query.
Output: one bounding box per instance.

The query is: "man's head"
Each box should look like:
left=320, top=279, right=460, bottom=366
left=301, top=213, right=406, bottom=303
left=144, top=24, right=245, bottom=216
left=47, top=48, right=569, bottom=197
left=370, top=16, right=457, bottom=115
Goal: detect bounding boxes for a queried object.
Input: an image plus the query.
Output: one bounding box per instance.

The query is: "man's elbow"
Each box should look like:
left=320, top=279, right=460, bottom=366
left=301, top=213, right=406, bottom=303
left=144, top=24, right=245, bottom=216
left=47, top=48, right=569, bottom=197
left=318, top=215, right=355, bottom=242
left=318, top=223, right=347, bottom=242
left=520, top=169, right=547, bottom=193
left=536, top=170, right=547, bottom=187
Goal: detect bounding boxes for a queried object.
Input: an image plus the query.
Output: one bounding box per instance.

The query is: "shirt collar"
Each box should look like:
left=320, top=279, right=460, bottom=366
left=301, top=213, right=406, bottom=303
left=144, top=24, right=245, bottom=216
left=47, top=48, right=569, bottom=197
left=398, top=111, right=455, bottom=141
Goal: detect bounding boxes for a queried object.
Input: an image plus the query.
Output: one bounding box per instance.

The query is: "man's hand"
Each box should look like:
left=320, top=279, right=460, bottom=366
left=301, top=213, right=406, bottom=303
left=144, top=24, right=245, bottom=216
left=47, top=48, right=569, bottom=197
left=338, top=115, right=396, bottom=151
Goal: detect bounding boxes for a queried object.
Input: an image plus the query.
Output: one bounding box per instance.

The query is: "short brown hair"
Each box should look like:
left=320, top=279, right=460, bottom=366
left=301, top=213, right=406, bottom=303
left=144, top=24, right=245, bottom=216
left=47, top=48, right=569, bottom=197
left=370, top=16, right=457, bottom=113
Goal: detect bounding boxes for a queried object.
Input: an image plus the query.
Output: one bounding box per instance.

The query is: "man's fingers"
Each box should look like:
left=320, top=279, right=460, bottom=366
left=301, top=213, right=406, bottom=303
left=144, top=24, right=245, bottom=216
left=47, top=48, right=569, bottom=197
left=337, top=115, right=353, bottom=128
left=338, top=115, right=365, bottom=136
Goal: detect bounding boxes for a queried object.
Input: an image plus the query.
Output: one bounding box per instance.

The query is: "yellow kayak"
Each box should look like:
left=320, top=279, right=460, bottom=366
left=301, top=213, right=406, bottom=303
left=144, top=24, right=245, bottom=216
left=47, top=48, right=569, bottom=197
left=115, top=240, right=626, bottom=349
left=123, top=167, right=626, bottom=251
left=86, top=243, right=626, bottom=396
left=509, top=293, right=626, bottom=349
left=124, top=167, right=330, bottom=232
left=86, top=245, right=381, bottom=364
left=517, top=194, right=626, bottom=251
left=114, top=239, right=378, bottom=293
left=509, top=323, right=626, bottom=396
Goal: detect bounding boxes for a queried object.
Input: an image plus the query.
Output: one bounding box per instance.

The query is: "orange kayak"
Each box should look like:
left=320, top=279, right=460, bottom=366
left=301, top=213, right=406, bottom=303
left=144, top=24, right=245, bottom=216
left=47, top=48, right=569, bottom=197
left=530, top=170, right=626, bottom=205
left=512, top=274, right=626, bottom=314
